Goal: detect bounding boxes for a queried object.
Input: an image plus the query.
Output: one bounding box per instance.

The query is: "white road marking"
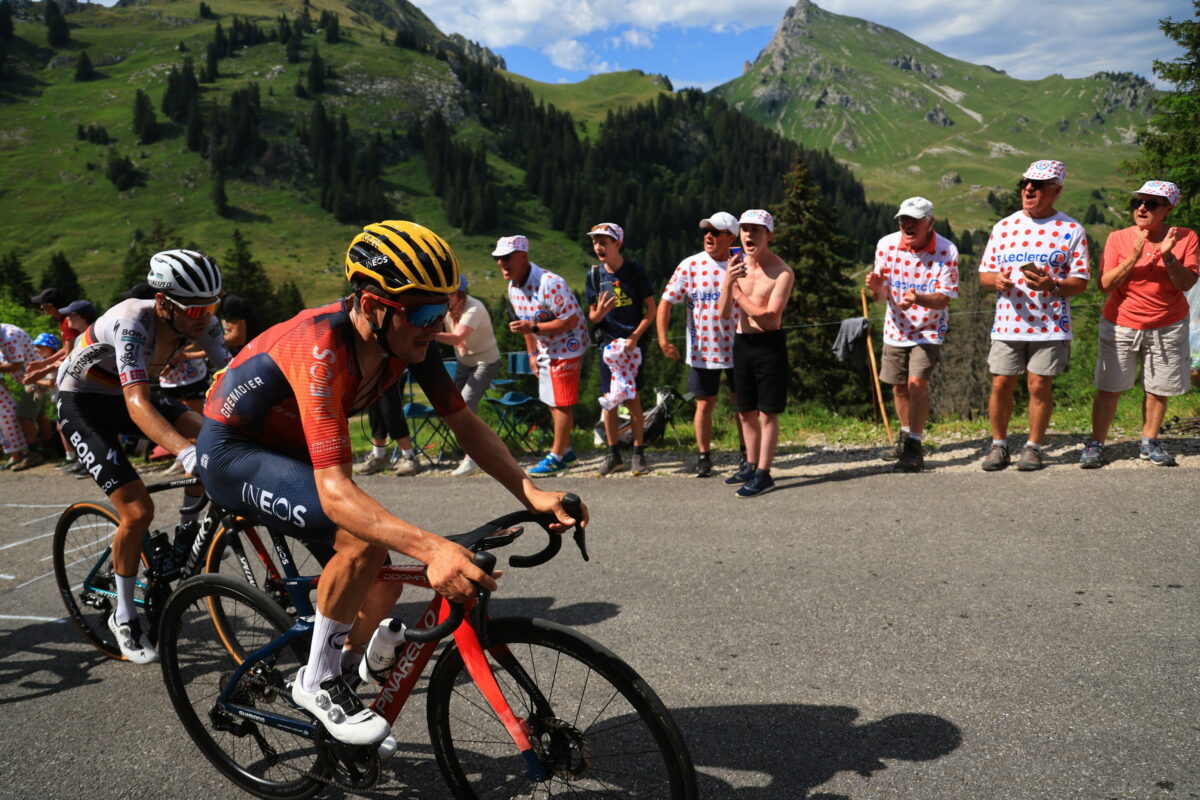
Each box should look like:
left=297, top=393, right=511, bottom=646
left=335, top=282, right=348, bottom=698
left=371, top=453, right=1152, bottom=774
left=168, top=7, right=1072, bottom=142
left=0, top=614, right=65, bottom=623
left=0, top=531, right=55, bottom=551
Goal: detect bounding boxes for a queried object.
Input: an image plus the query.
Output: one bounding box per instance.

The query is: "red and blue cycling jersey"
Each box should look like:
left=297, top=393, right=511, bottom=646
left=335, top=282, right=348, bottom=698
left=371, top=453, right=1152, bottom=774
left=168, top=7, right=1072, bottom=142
left=204, top=298, right=465, bottom=469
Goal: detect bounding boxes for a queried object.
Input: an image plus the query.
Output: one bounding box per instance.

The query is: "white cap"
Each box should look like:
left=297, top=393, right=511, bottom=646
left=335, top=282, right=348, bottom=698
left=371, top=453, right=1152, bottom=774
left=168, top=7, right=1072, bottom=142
left=738, top=209, right=774, bottom=232
left=895, top=197, right=934, bottom=219
left=1022, top=159, right=1066, bottom=183
left=699, top=212, right=739, bottom=235
left=491, top=235, right=529, bottom=257
left=585, top=222, right=624, bottom=243
left=1132, top=180, right=1179, bottom=207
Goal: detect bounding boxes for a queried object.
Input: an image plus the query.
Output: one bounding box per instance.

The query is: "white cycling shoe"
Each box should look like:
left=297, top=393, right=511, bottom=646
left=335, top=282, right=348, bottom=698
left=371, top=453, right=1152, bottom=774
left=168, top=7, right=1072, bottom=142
left=107, top=613, right=159, bottom=664
left=291, top=667, right=391, bottom=746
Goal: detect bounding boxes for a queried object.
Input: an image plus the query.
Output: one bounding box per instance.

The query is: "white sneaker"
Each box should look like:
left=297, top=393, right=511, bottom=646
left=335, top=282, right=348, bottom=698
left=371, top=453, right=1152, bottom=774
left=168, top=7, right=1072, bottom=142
left=107, top=613, right=159, bottom=664
left=353, top=454, right=390, bottom=476
left=291, top=667, right=391, bottom=745
left=451, top=457, right=480, bottom=476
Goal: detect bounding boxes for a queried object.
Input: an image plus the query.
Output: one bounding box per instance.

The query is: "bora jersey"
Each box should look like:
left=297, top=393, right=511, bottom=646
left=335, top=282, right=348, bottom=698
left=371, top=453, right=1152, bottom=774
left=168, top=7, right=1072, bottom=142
left=660, top=251, right=739, bottom=369
left=871, top=232, right=959, bottom=346
left=978, top=210, right=1090, bottom=341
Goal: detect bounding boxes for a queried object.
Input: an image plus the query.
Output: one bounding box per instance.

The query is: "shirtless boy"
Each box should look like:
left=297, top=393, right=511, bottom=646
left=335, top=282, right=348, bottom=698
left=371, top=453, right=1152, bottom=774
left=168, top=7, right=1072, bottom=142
left=718, top=209, right=795, bottom=497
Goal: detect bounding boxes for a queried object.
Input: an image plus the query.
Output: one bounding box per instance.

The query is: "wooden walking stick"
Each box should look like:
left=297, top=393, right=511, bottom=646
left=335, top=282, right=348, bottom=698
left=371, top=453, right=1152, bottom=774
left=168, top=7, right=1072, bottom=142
left=860, top=287, right=894, bottom=444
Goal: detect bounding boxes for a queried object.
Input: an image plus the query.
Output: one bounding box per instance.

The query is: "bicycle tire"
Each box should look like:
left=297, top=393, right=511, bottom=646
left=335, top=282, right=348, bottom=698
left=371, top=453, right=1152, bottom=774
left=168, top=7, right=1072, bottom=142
left=51, top=502, right=141, bottom=659
left=159, top=574, right=324, bottom=800
left=426, top=616, right=698, bottom=799
left=203, top=521, right=324, bottom=615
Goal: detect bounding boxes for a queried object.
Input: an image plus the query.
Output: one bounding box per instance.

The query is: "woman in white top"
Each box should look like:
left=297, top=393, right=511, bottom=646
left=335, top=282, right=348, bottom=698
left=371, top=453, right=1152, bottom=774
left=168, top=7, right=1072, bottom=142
left=435, top=274, right=501, bottom=475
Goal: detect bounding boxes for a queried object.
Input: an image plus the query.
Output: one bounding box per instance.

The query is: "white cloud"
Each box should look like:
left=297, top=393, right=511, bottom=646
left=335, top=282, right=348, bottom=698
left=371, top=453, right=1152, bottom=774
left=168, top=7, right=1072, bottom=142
left=543, top=39, right=615, bottom=73
left=610, top=28, right=655, bottom=49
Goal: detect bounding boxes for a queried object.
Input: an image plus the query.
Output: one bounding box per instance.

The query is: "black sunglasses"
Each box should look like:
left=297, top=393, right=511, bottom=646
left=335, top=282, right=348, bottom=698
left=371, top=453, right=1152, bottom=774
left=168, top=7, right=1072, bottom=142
left=1130, top=197, right=1167, bottom=212
left=1019, top=178, right=1053, bottom=192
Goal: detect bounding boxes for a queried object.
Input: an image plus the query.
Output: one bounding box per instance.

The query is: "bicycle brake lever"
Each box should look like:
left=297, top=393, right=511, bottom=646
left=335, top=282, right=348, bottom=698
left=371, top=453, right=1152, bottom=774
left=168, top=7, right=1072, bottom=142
left=573, top=528, right=589, bottom=562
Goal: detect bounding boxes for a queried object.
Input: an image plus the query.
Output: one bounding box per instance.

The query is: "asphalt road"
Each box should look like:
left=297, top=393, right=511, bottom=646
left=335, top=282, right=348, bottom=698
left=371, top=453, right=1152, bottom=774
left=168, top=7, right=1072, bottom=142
left=0, top=466, right=1196, bottom=799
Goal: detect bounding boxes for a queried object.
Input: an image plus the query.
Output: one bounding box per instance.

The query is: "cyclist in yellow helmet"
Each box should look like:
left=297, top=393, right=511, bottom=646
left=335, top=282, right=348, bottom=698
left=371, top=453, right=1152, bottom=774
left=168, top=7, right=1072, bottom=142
left=197, top=221, right=587, bottom=747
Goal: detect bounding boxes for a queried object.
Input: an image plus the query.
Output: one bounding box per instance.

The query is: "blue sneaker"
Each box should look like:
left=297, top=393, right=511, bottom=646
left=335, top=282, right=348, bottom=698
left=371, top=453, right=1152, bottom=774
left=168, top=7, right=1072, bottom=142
left=723, top=461, right=757, bottom=485
left=527, top=453, right=568, bottom=477
left=735, top=470, right=775, bottom=498
left=1138, top=439, right=1176, bottom=466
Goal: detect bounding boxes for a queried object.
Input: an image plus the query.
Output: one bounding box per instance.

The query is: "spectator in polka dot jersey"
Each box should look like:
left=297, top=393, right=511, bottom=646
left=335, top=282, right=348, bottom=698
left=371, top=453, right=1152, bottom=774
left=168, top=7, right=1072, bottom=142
left=866, top=197, right=959, bottom=473
left=978, top=159, right=1091, bottom=472
left=656, top=212, right=745, bottom=478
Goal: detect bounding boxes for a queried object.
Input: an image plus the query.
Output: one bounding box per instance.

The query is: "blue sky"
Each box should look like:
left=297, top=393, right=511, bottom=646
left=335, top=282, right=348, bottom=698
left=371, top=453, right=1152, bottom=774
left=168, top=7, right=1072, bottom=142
left=413, top=0, right=1190, bottom=90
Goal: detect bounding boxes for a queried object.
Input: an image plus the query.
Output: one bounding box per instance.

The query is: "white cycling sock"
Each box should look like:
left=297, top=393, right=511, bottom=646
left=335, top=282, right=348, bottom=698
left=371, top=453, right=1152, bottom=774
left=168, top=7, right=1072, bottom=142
left=303, top=611, right=353, bottom=691
left=114, top=572, right=138, bottom=625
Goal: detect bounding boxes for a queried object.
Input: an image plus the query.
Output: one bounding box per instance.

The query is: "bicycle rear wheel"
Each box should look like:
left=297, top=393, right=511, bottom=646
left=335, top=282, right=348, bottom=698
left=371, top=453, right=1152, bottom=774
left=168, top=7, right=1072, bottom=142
left=204, top=520, right=325, bottom=614
left=426, top=616, right=697, bottom=799
left=52, top=502, right=131, bottom=659
left=158, top=574, right=324, bottom=800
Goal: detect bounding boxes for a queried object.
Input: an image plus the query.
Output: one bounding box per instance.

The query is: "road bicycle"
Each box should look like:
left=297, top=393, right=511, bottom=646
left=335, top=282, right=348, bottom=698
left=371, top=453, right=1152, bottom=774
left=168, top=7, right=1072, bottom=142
left=157, top=494, right=698, bottom=799
left=52, top=476, right=324, bottom=659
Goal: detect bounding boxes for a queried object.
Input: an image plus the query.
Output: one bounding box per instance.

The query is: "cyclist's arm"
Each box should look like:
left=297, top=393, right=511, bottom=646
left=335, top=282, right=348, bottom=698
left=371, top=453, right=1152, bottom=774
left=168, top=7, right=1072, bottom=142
left=313, top=464, right=497, bottom=597
left=124, top=382, right=197, bottom=455
left=443, top=406, right=588, bottom=531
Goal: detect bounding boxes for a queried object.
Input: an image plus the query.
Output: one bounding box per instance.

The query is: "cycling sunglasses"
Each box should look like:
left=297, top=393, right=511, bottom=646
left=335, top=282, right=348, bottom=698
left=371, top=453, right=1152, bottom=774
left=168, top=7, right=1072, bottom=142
left=1130, top=196, right=1168, bottom=212
left=164, top=295, right=221, bottom=319
left=369, top=292, right=449, bottom=329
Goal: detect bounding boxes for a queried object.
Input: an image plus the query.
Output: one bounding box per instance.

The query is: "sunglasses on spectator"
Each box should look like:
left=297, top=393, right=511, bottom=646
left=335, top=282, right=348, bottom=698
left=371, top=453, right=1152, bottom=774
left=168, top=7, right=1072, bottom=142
left=1018, top=179, right=1054, bottom=192
left=164, top=295, right=220, bottom=319
left=368, top=292, right=448, bottom=329
left=1130, top=197, right=1168, bottom=212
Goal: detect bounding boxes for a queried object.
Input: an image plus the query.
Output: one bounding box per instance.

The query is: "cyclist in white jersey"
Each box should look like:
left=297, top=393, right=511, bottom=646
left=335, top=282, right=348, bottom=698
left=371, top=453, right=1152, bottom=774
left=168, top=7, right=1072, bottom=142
left=56, top=250, right=228, bottom=664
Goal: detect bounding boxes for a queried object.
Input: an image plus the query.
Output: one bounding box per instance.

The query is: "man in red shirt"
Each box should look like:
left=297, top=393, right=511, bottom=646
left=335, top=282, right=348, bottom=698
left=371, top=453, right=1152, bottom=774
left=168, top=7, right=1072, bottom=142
left=198, top=220, right=586, bottom=747
left=1081, top=180, right=1199, bottom=467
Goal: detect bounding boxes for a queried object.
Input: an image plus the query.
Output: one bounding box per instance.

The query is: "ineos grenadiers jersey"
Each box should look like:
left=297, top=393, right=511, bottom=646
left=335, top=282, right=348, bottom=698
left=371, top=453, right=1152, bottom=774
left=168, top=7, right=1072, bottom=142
left=203, top=299, right=466, bottom=470
left=978, top=210, right=1090, bottom=341
left=58, top=298, right=229, bottom=396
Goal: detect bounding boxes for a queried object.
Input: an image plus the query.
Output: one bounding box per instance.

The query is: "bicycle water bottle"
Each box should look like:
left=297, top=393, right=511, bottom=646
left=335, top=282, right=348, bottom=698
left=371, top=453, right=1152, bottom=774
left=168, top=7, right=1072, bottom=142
left=171, top=520, right=200, bottom=571
left=361, top=617, right=407, bottom=685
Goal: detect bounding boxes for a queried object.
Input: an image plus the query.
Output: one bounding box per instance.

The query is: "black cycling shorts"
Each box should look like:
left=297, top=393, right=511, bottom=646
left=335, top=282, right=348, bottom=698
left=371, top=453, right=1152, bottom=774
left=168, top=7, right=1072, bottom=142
left=56, top=390, right=191, bottom=495
left=196, top=419, right=338, bottom=548
left=732, top=330, right=789, bottom=414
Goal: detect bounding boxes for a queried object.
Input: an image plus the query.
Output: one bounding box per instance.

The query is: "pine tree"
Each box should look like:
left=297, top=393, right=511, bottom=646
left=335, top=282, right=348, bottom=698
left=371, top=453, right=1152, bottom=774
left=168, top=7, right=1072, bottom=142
left=274, top=280, right=305, bottom=321
left=41, top=251, right=84, bottom=302
left=0, top=1, right=13, bottom=42
left=104, top=147, right=139, bottom=190
left=203, top=41, right=219, bottom=82
left=132, top=88, right=160, bottom=144
left=1, top=41, right=9, bottom=79
left=74, top=50, right=96, bottom=81
left=185, top=96, right=203, bottom=152
left=114, top=220, right=183, bottom=304
left=198, top=2, right=215, bottom=20
left=771, top=152, right=863, bottom=408
left=306, top=45, right=324, bottom=94
left=45, top=0, right=69, bottom=48
left=1125, top=2, right=1200, bottom=228
left=0, top=250, right=33, bottom=305
left=212, top=170, right=229, bottom=216
left=222, top=230, right=274, bottom=318
left=285, top=33, right=300, bottom=63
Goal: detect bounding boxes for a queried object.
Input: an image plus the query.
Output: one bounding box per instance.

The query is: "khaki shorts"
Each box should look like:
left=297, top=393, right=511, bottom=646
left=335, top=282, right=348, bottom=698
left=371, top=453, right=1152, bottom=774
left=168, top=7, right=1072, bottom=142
left=988, top=339, right=1071, bottom=377
left=1094, top=316, right=1191, bottom=396
left=880, top=343, right=941, bottom=384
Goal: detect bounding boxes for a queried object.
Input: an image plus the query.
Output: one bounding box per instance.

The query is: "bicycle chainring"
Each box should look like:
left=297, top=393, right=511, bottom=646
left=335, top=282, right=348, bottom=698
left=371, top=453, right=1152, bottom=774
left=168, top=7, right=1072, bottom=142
left=312, top=729, right=381, bottom=791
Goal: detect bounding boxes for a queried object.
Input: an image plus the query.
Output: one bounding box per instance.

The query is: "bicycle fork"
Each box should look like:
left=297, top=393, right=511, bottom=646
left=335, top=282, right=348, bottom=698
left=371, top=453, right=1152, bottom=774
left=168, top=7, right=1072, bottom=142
left=452, top=617, right=552, bottom=783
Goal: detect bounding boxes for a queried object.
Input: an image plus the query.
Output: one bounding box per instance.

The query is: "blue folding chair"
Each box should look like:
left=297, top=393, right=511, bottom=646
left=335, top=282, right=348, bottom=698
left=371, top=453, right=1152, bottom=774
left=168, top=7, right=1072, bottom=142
left=403, top=361, right=459, bottom=464
left=484, top=352, right=549, bottom=454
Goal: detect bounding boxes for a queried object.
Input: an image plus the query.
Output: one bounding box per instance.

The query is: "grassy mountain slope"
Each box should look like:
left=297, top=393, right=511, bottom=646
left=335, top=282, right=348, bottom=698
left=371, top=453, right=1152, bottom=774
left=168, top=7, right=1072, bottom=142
left=0, top=0, right=586, bottom=303
left=503, top=69, right=672, bottom=136
left=713, top=0, right=1155, bottom=229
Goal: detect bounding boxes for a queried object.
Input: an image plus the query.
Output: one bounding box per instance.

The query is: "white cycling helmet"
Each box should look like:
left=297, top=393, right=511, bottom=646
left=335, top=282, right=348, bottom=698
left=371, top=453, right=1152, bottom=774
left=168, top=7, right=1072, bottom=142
left=147, top=249, right=222, bottom=300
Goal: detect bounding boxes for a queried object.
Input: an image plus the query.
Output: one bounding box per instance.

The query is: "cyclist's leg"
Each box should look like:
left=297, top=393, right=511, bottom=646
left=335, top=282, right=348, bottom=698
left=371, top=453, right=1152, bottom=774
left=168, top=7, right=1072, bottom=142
left=57, top=391, right=159, bottom=662
left=197, top=420, right=391, bottom=744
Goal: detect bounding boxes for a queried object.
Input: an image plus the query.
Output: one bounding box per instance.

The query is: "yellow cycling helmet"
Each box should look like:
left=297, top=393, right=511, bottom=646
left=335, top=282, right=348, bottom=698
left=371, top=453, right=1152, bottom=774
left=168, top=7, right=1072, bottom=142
left=345, top=220, right=460, bottom=296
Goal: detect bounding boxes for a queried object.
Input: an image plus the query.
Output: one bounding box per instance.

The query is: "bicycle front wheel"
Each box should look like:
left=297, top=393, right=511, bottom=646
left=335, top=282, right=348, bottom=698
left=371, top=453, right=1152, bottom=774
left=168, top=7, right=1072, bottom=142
left=158, top=574, right=323, bottom=800
left=52, top=502, right=125, bottom=658
left=426, top=617, right=697, bottom=799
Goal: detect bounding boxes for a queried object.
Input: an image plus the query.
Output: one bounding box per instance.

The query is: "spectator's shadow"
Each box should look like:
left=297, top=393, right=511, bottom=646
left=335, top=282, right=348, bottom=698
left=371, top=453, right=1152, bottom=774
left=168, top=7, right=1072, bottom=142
left=0, top=618, right=110, bottom=704
left=679, top=703, right=961, bottom=797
